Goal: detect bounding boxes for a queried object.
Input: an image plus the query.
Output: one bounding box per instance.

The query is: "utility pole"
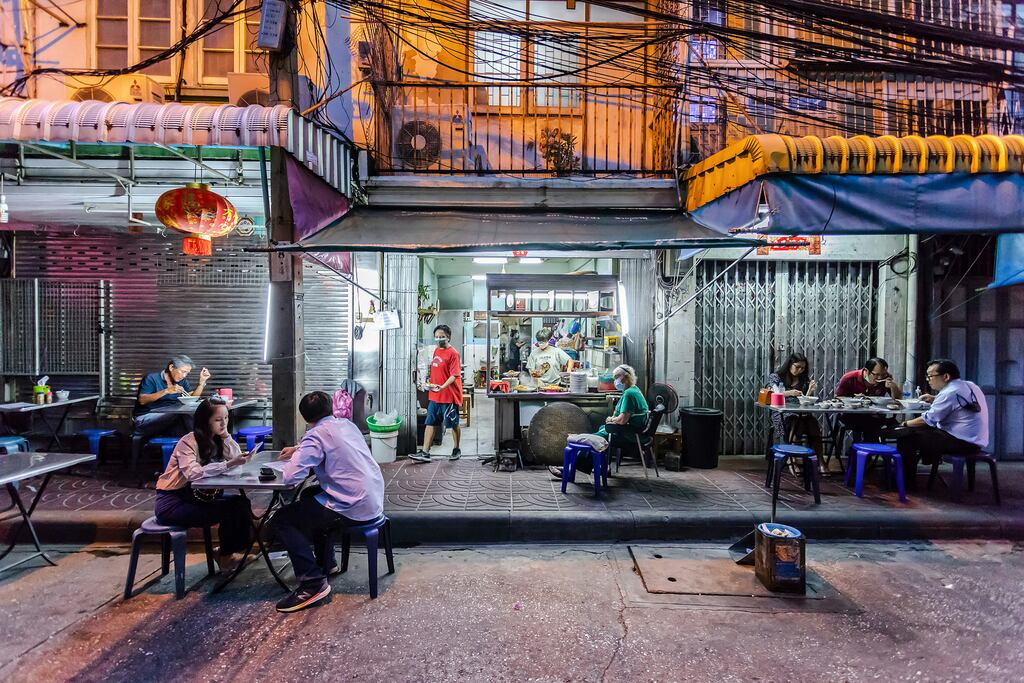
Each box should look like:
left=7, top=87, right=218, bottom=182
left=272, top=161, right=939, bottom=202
left=267, top=4, right=305, bottom=448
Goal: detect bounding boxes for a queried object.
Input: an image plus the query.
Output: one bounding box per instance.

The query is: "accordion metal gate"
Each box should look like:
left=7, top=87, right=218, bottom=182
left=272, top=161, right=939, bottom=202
left=694, top=260, right=878, bottom=454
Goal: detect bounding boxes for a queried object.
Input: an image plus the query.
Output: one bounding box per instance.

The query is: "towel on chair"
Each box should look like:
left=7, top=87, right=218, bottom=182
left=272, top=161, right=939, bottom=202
left=567, top=433, right=609, bottom=452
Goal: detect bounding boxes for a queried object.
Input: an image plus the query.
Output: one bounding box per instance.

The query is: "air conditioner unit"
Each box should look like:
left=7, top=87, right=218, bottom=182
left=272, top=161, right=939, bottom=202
left=390, top=105, right=482, bottom=172
left=228, top=72, right=271, bottom=107
left=67, top=75, right=165, bottom=104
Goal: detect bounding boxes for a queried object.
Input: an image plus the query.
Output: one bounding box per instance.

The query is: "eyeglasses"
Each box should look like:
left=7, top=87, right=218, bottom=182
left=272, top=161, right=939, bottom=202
left=925, top=373, right=942, bottom=379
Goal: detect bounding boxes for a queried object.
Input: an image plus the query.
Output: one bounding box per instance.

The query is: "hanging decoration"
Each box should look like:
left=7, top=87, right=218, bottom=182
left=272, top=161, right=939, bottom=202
left=155, top=182, right=238, bottom=256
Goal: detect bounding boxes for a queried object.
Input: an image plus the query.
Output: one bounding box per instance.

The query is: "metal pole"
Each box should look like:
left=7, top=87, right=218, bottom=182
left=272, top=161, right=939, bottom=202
left=905, top=234, right=919, bottom=384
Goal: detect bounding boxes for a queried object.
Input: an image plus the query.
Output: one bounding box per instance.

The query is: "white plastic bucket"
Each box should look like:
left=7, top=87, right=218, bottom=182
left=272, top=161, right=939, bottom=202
left=369, top=430, right=398, bottom=463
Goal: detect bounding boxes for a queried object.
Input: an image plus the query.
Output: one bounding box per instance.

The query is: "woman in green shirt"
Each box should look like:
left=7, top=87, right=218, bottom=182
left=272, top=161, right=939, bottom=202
left=550, top=364, right=649, bottom=480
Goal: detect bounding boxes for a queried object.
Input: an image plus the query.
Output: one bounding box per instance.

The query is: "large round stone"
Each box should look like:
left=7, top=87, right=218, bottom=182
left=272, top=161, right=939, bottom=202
left=527, top=402, right=593, bottom=465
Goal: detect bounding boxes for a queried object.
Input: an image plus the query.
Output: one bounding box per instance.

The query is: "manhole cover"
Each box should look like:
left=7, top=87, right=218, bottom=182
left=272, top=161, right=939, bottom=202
left=629, top=545, right=828, bottom=600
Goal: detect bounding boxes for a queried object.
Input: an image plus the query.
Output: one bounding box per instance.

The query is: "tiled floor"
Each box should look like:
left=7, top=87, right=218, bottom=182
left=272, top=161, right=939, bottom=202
left=14, top=451, right=1015, bottom=518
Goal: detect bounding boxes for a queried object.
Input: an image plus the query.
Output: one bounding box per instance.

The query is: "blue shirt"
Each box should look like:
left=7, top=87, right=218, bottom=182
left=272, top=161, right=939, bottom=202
left=134, top=371, right=192, bottom=416
left=921, top=379, right=989, bottom=448
left=280, top=416, right=385, bottom=521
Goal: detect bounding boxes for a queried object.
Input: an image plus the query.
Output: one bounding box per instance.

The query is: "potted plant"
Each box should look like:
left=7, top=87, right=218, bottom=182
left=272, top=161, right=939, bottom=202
left=539, top=127, right=581, bottom=176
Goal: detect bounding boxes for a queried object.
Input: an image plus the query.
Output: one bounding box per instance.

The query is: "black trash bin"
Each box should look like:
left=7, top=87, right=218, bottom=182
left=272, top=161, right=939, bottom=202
left=679, top=406, right=724, bottom=469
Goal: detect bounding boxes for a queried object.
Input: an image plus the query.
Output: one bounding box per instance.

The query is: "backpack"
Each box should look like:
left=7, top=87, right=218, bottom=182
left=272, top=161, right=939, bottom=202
left=332, top=389, right=353, bottom=419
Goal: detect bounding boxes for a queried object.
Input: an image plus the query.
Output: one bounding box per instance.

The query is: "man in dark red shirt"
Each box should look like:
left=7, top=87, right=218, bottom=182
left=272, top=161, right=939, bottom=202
left=410, top=324, right=463, bottom=463
left=835, top=357, right=901, bottom=440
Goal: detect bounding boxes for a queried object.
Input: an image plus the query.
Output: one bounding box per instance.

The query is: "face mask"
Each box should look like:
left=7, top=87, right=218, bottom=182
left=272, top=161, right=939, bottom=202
left=436, top=338, right=448, bottom=347
left=614, top=379, right=625, bottom=391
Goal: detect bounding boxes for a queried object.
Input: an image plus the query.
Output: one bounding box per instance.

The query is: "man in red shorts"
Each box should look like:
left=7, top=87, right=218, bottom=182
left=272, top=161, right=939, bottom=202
left=410, top=324, right=463, bottom=463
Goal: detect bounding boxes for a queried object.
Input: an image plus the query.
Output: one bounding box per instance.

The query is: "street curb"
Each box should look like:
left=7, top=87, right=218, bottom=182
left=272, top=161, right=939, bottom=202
left=4, top=506, right=1023, bottom=546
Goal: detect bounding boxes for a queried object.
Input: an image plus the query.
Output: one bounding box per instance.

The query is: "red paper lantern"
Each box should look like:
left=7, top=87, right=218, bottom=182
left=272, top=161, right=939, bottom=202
left=155, top=182, right=238, bottom=255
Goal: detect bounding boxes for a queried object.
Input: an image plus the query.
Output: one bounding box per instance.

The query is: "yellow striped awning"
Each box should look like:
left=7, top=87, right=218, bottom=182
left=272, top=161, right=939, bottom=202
left=683, top=133, right=1024, bottom=213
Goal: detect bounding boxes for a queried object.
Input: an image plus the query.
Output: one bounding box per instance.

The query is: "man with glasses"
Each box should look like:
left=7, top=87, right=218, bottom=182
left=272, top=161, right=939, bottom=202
left=834, top=357, right=901, bottom=441
left=895, top=358, right=988, bottom=485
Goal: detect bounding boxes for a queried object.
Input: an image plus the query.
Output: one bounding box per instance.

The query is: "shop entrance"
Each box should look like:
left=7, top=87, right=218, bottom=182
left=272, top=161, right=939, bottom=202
left=414, top=255, right=623, bottom=457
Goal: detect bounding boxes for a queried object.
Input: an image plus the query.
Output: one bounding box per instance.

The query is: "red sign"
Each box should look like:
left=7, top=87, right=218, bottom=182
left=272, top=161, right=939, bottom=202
left=512, top=250, right=528, bottom=257
left=756, top=235, right=822, bottom=256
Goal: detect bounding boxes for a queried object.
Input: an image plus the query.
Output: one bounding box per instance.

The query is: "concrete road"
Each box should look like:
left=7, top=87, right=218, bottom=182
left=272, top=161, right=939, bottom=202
left=2, top=541, right=1023, bottom=682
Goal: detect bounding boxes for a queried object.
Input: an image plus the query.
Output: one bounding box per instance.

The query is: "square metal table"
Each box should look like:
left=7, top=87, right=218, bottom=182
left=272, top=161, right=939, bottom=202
left=192, top=449, right=300, bottom=593
left=149, top=398, right=259, bottom=416
left=758, top=402, right=929, bottom=471
left=0, top=395, right=101, bottom=450
left=0, top=451, right=96, bottom=573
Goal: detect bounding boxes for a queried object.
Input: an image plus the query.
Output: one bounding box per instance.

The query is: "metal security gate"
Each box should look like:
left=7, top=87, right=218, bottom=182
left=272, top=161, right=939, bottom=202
left=695, top=260, right=878, bottom=454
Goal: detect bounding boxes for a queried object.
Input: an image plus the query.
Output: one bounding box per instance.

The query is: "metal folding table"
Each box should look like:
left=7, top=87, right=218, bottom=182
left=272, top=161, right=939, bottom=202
left=0, top=451, right=96, bottom=573
left=0, top=395, right=101, bottom=450
left=192, top=450, right=300, bottom=593
left=149, top=398, right=259, bottom=416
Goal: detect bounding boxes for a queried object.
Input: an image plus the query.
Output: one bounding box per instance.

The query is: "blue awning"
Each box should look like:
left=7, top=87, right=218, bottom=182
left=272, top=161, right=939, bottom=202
left=691, top=173, right=1024, bottom=235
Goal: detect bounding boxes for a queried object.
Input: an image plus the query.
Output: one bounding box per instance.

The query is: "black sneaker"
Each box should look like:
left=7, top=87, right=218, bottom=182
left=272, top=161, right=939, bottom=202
left=449, top=448, right=462, bottom=461
left=408, top=451, right=432, bottom=463
left=548, top=466, right=564, bottom=480
left=276, top=583, right=331, bottom=613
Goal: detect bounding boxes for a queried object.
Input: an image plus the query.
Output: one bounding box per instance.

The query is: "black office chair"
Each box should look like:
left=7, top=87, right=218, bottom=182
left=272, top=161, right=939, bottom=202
left=609, top=404, right=665, bottom=479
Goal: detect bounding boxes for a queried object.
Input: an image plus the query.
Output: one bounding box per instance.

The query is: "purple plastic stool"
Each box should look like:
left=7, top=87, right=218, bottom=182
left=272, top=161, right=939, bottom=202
left=847, top=442, right=906, bottom=503
left=561, top=442, right=609, bottom=497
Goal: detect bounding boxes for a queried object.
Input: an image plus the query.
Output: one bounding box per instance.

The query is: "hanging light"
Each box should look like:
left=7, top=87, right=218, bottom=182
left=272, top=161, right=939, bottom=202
left=154, top=182, right=238, bottom=256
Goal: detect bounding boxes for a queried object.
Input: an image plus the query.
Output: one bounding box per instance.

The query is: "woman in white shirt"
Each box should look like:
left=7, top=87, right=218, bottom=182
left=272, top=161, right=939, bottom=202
left=154, top=397, right=253, bottom=572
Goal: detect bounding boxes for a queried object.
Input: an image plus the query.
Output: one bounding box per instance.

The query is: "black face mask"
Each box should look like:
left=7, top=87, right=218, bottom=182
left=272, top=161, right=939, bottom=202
left=435, top=338, right=448, bottom=347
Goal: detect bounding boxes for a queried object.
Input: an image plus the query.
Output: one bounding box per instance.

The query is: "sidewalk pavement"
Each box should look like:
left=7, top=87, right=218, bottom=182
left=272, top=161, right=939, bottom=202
left=2, top=456, right=1021, bottom=546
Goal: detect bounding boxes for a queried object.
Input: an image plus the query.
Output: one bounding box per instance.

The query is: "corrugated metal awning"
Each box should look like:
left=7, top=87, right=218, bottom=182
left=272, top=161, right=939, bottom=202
left=270, top=207, right=760, bottom=252
left=0, top=97, right=354, bottom=196
left=682, top=134, right=1024, bottom=235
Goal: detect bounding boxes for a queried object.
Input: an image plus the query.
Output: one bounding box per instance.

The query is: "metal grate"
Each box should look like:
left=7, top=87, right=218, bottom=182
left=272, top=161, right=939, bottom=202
left=694, top=261, right=777, bottom=454
left=0, top=279, right=102, bottom=375
left=302, top=261, right=352, bottom=394
left=694, top=260, right=878, bottom=454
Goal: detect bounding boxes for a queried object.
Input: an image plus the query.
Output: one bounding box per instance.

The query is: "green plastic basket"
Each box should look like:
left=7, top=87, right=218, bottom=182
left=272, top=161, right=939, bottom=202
left=367, top=415, right=402, bottom=433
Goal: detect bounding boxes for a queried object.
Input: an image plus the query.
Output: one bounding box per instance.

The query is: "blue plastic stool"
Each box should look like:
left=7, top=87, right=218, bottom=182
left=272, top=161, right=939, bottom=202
left=237, top=426, right=273, bottom=451
left=0, top=436, right=29, bottom=454
left=123, top=516, right=215, bottom=600
left=561, top=442, right=609, bottom=498
left=846, top=442, right=906, bottom=503
left=765, top=444, right=821, bottom=520
left=78, top=429, right=117, bottom=474
left=149, top=437, right=181, bottom=470
left=320, top=514, right=395, bottom=599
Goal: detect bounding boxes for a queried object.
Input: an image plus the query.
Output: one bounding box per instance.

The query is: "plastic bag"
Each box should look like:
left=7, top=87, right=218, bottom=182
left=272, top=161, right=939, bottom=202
left=373, top=410, right=398, bottom=426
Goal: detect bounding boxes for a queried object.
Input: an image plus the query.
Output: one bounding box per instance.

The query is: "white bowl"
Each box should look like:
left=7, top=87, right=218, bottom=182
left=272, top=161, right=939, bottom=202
left=177, top=395, right=201, bottom=406
left=797, top=395, right=818, bottom=406
left=899, top=399, right=927, bottom=410
left=837, top=396, right=862, bottom=405
left=869, top=396, right=893, bottom=406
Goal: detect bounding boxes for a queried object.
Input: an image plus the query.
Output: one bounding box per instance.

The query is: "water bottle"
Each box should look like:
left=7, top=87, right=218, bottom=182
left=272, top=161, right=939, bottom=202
left=902, top=379, right=913, bottom=400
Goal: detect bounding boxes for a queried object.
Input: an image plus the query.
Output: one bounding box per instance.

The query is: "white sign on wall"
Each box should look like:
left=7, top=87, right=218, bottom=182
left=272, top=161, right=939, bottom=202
left=257, top=0, right=287, bottom=51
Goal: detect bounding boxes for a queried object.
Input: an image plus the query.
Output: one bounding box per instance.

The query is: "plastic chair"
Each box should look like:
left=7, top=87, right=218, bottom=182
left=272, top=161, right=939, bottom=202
left=765, top=444, right=821, bottom=520
left=611, top=405, right=665, bottom=479
left=77, top=428, right=117, bottom=475
left=928, top=451, right=1000, bottom=505
left=0, top=436, right=30, bottom=454
left=123, top=516, right=216, bottom=600
left=237, top=426, right=273, bottom=451
left=561, top=442, right=609, bottom=498
left=148, top=437, right=181, bottom=470
left=319, top=515, right=395, bottom=599
left=846, top=443, right=906, bottom=502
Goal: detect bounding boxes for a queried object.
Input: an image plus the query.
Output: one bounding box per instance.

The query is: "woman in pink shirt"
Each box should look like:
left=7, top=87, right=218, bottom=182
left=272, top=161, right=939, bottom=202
left=154, top=398, right=253, bottom=573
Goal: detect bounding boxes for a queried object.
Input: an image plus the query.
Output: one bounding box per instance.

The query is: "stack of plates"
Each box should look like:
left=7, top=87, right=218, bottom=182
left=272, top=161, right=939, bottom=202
left=569, top=371, right=589, bottom=394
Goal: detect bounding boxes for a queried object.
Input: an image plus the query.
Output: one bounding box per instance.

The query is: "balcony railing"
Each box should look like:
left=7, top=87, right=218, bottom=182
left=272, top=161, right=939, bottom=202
left=363, top=82, right=680, bottom=178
